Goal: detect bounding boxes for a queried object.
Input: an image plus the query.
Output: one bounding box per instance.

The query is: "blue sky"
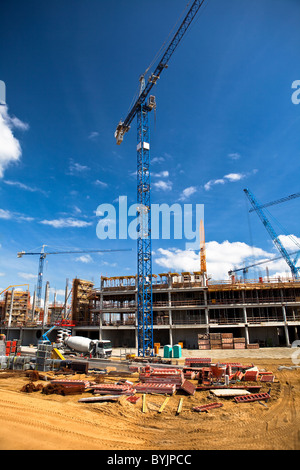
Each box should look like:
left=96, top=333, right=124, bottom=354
left=0, top=0, right=300, bottom=302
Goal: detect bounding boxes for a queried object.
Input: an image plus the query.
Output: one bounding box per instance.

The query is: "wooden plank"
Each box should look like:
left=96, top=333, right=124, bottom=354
left=176, top=398, right=183, bottom=415
left=158, top=396, right=170, bottom=413
left=142, top=393, right=147, bottom=413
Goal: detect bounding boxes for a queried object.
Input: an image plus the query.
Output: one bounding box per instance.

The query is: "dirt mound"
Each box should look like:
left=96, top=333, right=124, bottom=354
left=0, top=357, right=299, bottom=450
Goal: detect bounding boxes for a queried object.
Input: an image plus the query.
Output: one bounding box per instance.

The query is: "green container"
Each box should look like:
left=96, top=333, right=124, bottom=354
left=163, top=345, right=172, bottom=358
left=173, top=344, right=182, bottom=358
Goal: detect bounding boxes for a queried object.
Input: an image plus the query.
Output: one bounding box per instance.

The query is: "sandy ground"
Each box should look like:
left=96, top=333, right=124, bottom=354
left=0, top=347, right=299, bottom=451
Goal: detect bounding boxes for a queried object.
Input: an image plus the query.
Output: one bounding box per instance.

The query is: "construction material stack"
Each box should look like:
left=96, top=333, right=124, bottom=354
left=198, top=333, right=258, bottom=350
left=36, top=343, right=53, bottom=372
left=234, top=337, right=246, bottom=349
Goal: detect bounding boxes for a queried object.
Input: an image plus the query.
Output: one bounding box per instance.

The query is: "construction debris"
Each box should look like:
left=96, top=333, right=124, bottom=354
left=158, top=396, right=170, bottom=413
left=234, top=392, right=271, bottom=403
left=139, top=366, right=184, bottom=388
left=90, top=383, right=136, bottom=395
left=210, top=389, right=250, bottom=397
left=78, top=395, right=121, bottom=402
left=135, top=382, right=176, bottom=395
left=193, top=402, right=224, bottom=413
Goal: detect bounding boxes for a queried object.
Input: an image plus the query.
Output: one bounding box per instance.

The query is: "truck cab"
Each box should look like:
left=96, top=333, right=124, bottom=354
left=94, top=340, right=112, bottom=358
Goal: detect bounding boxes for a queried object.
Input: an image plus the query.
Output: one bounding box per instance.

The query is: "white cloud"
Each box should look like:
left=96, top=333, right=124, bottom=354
left=204, top=179, right=225, bottom=191
left=0, top=208, right=34, bottom=222
left=179, top=186, right=197, bottom=201
left=204, top=172, right=245, bottom=191
left=4, top=179, right=47, bottom=195
left=17, top=215, right=35, bottom=222
left=277, top=234, right=300, bottom=252
left=75, top=254, right=93, bottom=263
left=0, top=105, right=29, bottom=178
left=153, top=180, right=172, bottom=191
left=0, top=208, right=12, bottom=219
left=224, top=173, right=245, bottom=182
left=228, top=152, right=241, bottom=160
left=18, top=272, right=37, bottom=280
left=68, top=159, right=90, bottom=175
left=151, top=156, right=165, bottom=164
left=94, top=179, right=108, bottom=188
left=153, top=170, right=169, bottom=178
left=9, top=116, right=29, bottom=131
left=154, top=240, right=272, bottom=280
left=88, top=131, right=99, bottom=140
left=40, top=218, right=93, bottom=228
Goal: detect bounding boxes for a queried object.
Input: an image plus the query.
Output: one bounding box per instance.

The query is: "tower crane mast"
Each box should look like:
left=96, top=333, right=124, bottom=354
left=115, top=0, right=206, bottom=357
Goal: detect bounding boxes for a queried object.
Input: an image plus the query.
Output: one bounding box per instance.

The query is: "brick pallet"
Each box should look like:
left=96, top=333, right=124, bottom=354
left=197, top=333, right=256, bottom=350
left=184, top=358, right=211, bottom=367
left=193, top=402, right=223, bottom=412
left=234, top=392, right=271, bottom=403
left=135, top=382, right=176, bottom=395
left=139, top=367, right=184, bottom=388
left=244, top=370, right=259, bottom=381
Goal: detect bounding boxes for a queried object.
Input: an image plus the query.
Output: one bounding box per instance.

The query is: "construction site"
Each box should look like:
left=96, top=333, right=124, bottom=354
left=1, top=0, right=300, bottom=454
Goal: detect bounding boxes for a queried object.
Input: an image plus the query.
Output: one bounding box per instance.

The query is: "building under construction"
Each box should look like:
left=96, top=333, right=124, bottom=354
left=2, top=273, right=299, bottom=349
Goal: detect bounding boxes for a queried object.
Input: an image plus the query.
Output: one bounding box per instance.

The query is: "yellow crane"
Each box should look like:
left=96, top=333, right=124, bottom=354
left=200, top=219, right=206, bottom=275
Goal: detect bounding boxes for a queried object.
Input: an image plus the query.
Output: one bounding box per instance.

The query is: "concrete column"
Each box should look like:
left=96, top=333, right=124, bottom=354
left=243, top=306, right=247, bottom=324
left=8, top=288, right=15, bottom=328
left=31, top=290, right=36, bottom=321
left=244, top=325, right=249, bottom=345
left=169, top=326, right=173, bottom=346
left=204, top=290, right=209, bottom=327
left=282, top=305, right=290, bottom=347
left=135, top=323, right=138, bottom=349
left=43, top=281, right=50, bottom=327
left=99, top=314, right=103, bottom=341
left=64, top=278, right=69, bottom=319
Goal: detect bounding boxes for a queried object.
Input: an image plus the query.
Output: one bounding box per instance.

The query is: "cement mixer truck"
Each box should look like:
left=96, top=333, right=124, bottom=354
left=63, top=335, right=112, bottom=358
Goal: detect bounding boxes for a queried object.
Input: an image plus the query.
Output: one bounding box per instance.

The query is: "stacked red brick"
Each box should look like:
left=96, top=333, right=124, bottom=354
left=234, top=337, right=246, bottom=349
left=198, top=334, right=210, bottom=350
left=198, top=334, right=259, bottom=350
left=136, top=367, right=184, bottom=394
left=210, top=333, right=222, bottom=349
left=221, top=333, right=234, bottom=349
left=135, top=382, right=176, bottom=395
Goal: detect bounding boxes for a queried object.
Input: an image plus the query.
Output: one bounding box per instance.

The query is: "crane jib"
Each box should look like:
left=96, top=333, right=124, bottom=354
left=116, top=0, right=206, bottom=140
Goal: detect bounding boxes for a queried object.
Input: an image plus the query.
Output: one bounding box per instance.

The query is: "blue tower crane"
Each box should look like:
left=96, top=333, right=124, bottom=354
left=17, top=247, right=131, bottom=309
left=244, top=188, right=300, bottom=279
left=115, top=0, right=207, bottom=357
left=248, top=191, right=300, bottom=212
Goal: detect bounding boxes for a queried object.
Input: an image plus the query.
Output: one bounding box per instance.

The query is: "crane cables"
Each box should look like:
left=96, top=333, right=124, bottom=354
left=125, top=1, right=195, bottom=117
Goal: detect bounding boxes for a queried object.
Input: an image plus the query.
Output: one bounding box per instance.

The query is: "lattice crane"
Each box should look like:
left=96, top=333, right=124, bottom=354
left=17, top=246, right=131, bottom=308
left=115, top=0, right=207, bottom=357
left=244, top=188, right=300, bottom=279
